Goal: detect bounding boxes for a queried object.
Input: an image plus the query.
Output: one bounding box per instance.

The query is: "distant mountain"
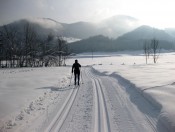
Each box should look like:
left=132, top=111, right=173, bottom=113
left=117, top=25, right=173, bottom=41
left=0, top=18, right=65, bottom=38
left=62, top=22, right=98, bottom=39
left=63, top=15, right=140, bottom=38
left=0, top=15, right=140, bottom=39
left=98, top=15, right=140, bottom=38
left=69, top=35, right=114, bottom=53
left=2, top=17, right=174, bottom=53
left=165, top=28, right=175, bottom=38
left=69, top=25, right=175, bottom=53
left=114, top=25, right=174, bottom=50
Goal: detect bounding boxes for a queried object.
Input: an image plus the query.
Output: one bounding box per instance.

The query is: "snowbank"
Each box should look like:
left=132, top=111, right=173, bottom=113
left=74, top=51, right=175, bottom=132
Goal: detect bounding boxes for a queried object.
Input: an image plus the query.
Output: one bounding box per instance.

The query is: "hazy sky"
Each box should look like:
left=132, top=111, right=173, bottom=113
left=0, top=0, right=175, bottom=28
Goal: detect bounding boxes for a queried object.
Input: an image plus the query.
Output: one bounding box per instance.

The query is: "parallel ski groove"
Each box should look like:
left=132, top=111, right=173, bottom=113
left=144, top=114, right=157, bottom=132
left=45, top=86, right=79, bottom=132
left=86, top=68, right=111, bottom=132
left=92, top=79, right=100, bottom=132
left=98, top=79, right=111, bottom=132
left=87, top=67, right=160, bottom=132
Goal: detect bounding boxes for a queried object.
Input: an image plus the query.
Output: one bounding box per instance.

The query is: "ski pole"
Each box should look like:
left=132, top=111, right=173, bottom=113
left=69, top=72, right=73, bottom=86
left=80, top=68, right=84, bottom=84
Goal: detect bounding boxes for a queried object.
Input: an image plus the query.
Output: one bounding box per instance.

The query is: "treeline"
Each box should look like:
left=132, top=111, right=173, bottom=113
left=0, top=23, right=70, bottom=68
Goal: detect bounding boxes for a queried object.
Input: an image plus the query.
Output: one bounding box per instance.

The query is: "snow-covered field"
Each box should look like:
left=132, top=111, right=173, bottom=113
left=0, top=51, right=175, bottom=132
left=0, top=67, right=71, bottom=131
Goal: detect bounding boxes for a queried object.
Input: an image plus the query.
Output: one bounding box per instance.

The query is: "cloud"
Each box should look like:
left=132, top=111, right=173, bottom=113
left=27, top=18, right=63, bottom=29
left=1, top=0, right=175, bottom=28
left=34, top=0, right=50, bottom=9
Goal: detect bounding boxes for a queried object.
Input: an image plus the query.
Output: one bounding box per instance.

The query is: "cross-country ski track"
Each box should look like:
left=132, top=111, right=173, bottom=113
left=44, top=66, right=168, bottom=132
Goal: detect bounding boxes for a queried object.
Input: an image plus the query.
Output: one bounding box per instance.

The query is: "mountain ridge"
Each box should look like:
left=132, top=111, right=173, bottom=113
left=69, top=25, right=175, bottom=53
left=1, top=16, right=175, bottom=53
left=0, top=15, right=140, bottom=39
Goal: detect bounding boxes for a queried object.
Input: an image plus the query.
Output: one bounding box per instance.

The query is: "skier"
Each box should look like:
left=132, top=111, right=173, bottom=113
left=72, top=59, right=81, bottom=85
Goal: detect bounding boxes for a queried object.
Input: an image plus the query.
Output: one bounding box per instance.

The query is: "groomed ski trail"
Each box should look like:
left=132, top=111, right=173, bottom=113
left=86, top=69, right=111, bottom=132
left=86, top=67, right=168, bottom=132
left=45, top=86, right=79, bottom=132
left=43, top=66, right=168, bottom=132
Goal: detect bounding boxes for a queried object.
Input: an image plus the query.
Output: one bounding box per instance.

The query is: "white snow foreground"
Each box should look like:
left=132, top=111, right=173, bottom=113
left=91, top=52, right=175, bottom=132
left=0, top=51, right=174, bottom=132
left=0, top=67, right=71, bottom=132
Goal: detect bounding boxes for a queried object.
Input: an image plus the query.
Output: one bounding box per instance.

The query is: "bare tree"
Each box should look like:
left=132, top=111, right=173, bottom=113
left=40, top=33, right=55, bottom=67
left=62, top=43, right=70, bottom=66
left=54, top=36, right=68, bottom=66
left=143, top=41, right=151, bottom=64
left=40, top=35, right=69, bottom=67
left=0, top=25, right=18, bottom=67
left=23, top=23, right=38, bottom=67
left=0, top=23, right=71, bottom=68
left=0, top=33, right=3, bottom=67
left=150, top=38, right=160, bottom=63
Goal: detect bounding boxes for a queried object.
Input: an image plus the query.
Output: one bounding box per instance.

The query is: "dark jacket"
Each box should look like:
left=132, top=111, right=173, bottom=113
left=72, top=62, right=81, bottom=73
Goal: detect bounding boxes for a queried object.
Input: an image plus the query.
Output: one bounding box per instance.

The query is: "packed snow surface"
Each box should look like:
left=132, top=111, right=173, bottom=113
left=0, top=51, right=175, bottom=132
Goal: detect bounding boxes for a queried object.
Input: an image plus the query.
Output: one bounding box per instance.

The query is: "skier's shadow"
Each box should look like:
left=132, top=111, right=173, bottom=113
left=36, top=85, right=77, bottom=92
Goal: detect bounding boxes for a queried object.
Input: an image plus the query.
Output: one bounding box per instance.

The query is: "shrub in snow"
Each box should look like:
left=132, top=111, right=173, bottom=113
left=15, top=111, right=24, bottom=121
left=25, top=109, right=30, bottom=114
left=29, top=102, right=35, bottom=111
left=6, top=120, right=16, bottom=129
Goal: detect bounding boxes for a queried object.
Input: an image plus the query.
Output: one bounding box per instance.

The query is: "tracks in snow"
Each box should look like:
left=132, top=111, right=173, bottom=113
left=44, top=67, right=168, bottom=132
left=86, top=68, right=111, bottom=132
left=45, top=86, right=79, bottom=132
left=86, top=67, right=167, bottom=132
left=44, top=67, right=111, bottom=132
